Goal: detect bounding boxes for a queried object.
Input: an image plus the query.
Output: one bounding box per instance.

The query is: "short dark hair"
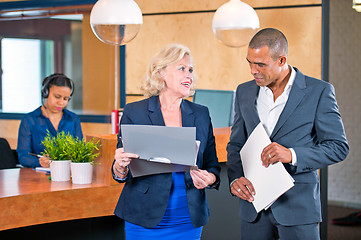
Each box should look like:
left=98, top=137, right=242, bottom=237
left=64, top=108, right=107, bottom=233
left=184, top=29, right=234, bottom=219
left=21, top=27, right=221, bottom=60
left=249, top=28, right=288, bottom=60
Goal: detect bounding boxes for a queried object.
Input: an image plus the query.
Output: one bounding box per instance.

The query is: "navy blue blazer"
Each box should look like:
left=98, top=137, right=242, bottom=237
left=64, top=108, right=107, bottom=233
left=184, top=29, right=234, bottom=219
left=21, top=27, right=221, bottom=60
left=227, top=67, right=349, bottom=226
left=112, top=95, right=221, bottom=228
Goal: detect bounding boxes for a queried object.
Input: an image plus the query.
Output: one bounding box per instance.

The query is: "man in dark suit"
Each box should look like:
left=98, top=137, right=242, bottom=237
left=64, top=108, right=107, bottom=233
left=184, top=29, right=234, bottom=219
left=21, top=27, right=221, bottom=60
left=227, top=28, right=349, bottom=239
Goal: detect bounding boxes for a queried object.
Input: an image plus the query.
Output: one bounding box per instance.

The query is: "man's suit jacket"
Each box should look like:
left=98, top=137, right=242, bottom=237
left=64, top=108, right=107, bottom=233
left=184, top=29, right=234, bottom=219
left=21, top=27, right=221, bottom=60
left=227, top=67, right=349, bottom=226
left=113, top=95, right=221, bottom=228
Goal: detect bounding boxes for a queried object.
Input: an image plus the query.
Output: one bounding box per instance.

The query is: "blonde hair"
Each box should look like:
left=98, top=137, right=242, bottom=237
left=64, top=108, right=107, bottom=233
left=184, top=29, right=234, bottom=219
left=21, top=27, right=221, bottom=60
left=140, top=43, right=198, bottom=98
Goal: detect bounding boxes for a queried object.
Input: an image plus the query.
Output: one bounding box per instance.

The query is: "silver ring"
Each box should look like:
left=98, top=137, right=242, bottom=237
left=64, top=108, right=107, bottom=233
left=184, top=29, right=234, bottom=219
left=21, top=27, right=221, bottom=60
left=269, top=154, right=272, bottom=159
left=237, top=188, right=241, bottom=192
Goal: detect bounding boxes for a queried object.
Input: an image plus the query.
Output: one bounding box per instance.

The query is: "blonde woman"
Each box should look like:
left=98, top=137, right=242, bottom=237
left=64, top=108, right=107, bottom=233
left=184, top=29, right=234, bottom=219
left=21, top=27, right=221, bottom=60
left=112, top=44, right=220, bottom=239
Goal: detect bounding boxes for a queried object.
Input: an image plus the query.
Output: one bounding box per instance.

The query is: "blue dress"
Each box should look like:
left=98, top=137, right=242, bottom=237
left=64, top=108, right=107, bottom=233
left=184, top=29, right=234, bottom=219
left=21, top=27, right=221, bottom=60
left=125, top=172, right=203, bottom=239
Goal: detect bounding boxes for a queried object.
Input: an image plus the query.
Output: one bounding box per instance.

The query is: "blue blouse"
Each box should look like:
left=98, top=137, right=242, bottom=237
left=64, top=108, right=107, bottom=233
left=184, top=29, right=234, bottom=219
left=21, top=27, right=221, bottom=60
left=17, top=107, right=83, bottom=168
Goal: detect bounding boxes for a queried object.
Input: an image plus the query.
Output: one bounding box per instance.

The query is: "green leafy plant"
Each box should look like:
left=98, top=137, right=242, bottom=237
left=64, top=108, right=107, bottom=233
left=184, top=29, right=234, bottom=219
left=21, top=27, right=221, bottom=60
left=66, top=137, right=100, bottom=163
left=41, top=130, right=71, bottom=160
left=41, top=131, right=100, bottom=163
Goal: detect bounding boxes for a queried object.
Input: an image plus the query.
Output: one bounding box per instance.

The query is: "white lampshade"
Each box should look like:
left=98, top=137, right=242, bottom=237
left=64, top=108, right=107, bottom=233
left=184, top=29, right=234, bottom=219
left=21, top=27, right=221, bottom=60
left=353, top=0, right=361, bottom=12
left=212, top=0, right=259, bottom=48
left=90, top=0, right=143, bottom=45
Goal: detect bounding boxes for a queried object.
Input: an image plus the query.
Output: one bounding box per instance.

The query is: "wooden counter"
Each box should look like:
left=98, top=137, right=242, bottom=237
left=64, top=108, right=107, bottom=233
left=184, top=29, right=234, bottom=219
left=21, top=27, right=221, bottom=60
left=0, top=168, right=123, bottom=231
left=214, top=127, right=231, bottom=163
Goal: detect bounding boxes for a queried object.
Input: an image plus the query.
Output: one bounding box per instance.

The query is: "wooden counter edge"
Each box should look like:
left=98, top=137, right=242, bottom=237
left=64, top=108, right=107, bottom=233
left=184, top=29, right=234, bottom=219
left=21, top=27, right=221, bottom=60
left=0, top=184, right=123, bottom=231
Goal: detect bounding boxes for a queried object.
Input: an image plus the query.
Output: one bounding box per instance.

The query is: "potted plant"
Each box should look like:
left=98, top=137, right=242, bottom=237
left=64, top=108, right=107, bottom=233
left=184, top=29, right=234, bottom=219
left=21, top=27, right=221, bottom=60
left=41, top=131, right=72, bottom=182
left=66, top=136, right=100, bottom=184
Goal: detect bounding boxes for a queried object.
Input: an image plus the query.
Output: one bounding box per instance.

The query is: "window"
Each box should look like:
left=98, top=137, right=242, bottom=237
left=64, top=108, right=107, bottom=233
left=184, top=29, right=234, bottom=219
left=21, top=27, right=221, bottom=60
left=0, top=17, right=83, bottom=114
left=1, top=38, right=53, bottom=112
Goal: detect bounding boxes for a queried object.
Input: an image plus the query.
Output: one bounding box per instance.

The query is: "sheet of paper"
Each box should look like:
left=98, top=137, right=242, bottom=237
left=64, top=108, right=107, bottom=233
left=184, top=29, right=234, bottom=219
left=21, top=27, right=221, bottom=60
left=240, top=123, right=294, bottom=213
left=34, top=167, right=50, bottom=173
left=121, top=125, right=198, bottom=177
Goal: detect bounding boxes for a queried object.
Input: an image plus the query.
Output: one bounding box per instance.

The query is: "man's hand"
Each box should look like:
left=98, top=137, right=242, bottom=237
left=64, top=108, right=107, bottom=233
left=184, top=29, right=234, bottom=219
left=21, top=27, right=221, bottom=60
left=261, top=142, right=292, bottom=167
left=231, top=177, right=255, bottom=202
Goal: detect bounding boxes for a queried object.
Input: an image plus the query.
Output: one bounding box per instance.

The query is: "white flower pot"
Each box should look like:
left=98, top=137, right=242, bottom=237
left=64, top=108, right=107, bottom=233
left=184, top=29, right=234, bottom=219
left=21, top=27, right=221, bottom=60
left=71, top=162, right=93, bottom=184
left=50, top=160, right=71, bottom=181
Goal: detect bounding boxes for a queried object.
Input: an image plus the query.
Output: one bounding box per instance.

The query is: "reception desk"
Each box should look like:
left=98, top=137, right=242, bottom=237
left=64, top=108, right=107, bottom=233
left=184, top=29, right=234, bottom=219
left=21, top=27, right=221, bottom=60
left=0, top=168, right=123, bottom=231
left=0, top=131, right=125, bottom=231
left=213, top=127, right=231, bottom=162
left=0, top=128, right=231, bottom=232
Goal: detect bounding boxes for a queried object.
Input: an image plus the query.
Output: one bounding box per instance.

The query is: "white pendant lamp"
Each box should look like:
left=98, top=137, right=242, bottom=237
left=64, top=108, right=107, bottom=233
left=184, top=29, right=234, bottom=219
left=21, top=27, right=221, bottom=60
left=90, top=0, right=143, bottom=46
left=353, top=0, right=361, bottom=12
left=212, top=0, right=259, bottom=48
left=90, top=0, right=143, bottom=134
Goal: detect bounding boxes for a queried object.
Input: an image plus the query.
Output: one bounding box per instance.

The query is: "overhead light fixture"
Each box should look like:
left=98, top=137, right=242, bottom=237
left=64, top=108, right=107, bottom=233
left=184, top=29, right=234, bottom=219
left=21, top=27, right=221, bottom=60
left=90, top=0, right=143, bottom=134
left=212, top=0, right=259, bottom=48
left=90, top=0, right=143, bottom=46
left=353, top=0, right=361, bottom=12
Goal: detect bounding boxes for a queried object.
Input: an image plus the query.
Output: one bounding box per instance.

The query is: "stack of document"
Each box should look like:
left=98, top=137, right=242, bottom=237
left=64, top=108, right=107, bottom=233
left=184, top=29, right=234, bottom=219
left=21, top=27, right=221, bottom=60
left=121, top=125, right=199, bottom=177
left=240, top=123, right=294, bottom=213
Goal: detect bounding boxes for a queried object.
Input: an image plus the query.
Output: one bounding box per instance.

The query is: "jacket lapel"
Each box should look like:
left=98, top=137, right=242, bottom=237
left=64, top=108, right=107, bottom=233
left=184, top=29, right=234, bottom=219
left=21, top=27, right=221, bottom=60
left=147, top=96, right=195, bottom=127
left=246, top=82, right=261, bottom=136
left=148, top=96, right=166, bottom=126
left=181, top=100, right=195, bottom=127
left=271, top=68, right=306, bottom=139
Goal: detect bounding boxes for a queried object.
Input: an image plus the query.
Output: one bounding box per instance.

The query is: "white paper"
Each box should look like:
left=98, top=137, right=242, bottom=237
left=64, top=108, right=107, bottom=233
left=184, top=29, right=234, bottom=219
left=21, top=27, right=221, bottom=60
left=34, top=167, right=50, bottom=173
left=240, top=123, right=294, bottom=213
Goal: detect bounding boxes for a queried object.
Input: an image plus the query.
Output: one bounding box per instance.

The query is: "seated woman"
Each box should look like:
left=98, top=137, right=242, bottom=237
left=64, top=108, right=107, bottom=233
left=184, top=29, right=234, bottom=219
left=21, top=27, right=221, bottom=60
left=17, top=73, right=83, bottom=168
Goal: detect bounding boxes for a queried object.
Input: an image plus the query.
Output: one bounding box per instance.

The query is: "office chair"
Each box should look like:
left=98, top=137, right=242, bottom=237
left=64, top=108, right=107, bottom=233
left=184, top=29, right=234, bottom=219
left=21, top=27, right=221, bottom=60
left=0, top=137, right=18, bottom=169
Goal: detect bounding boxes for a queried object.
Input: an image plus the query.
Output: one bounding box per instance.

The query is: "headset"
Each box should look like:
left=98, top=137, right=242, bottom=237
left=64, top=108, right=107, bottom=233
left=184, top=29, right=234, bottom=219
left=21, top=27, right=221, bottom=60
left=41, top=73, right=74, bottom=102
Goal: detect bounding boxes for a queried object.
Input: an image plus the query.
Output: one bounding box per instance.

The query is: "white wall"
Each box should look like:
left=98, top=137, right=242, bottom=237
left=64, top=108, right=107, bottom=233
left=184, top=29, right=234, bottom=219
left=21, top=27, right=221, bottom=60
left=328, top=0, right=361, bottom=208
